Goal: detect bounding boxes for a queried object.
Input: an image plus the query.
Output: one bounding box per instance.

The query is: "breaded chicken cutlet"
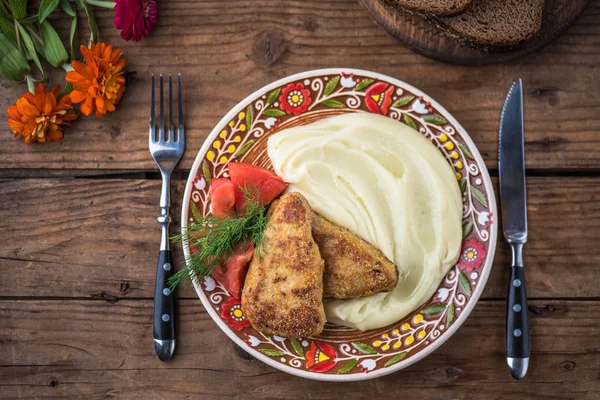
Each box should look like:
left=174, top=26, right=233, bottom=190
left=311, top=213, right=399, bottom=299
left=241, top=192, right=326, bottom=338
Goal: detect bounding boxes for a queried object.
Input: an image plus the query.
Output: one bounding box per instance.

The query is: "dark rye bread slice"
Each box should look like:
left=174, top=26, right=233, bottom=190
left=393, top=0, right=473, bottom=16
left=435, top=0, right=545, bottom=46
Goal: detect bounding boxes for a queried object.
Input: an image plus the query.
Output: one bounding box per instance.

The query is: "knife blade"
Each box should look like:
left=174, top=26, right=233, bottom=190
left=499, top=78, right=529, bottom=380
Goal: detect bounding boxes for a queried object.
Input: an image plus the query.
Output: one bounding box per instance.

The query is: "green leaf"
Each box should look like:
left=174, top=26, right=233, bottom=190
left=0, top=1, right=9, bottom=16
left=16, top=22, right=44, bottom=78
left=259, top=349, right=286, bottom=357
left=337, top=359, right=358, bottom=374
left=392, top=96, right=415, bottom=108
left=0, top=31, right=30, bottom=81
left=462, top=220, right=473, bottom=239
left=245, top=105, right=253, bottom=131
left=459, top=178, right=467, bottom=193
left=290, top=339, right=304, bottom=358
left=84, top=0, right=115, bottom=6
left=266, top=88, right=280, bottom=105
left=471, top=186, right=488, bottom=208
left=0, top=15, right=16, bottom=44
left=39, top=20, right=68, bottom=67
left=18, top=14, right=39, bottom=24
left=9, top=0, right=27, bottom=19
left=423, top=116, right=448, bottom=125
left=421, top=304, right=446, bottom=315
left=320, top=99, right=345, bottom=108
left=384, top=352, right=408, bottom=367
left=352, top=342, right=377, bottom=355
left=201, top=161, right=212, bottom=186
left=403, top=114, right=418, bottom=131
left=190, top=202, right=203, bottom=223
left=76, top=0, right=97, bottom=43
left=263, top=108, right=286, bottom=117
left=354, top=78, right=375, bottom=92
left=68, top=12, right=77, bottom=61
left=459, top=272, right=472, bottom=296
left=323, top=75, right=339, bottom=97
left=16, top=22, right=33, bottom=59
left=446, top=302, right=455, bottom=327
left=457, top=141, right=474, bottom=160
left=38, top=0, right=60, bottom=23
left=234, top=139, right=256, bottom=158
left=60, top=0, right=76, bottom=17
left=59, top=3, right=77, bottom=60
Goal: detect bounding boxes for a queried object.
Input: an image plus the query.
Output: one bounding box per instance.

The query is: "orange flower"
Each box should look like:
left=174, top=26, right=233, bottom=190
left=66, top=42, right=126, bottom=117
left=7, top=84, right=77, bottom=144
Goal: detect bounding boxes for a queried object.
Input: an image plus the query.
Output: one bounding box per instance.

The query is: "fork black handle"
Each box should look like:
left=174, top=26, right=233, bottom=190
left=153, top=250, right=176, bottom=361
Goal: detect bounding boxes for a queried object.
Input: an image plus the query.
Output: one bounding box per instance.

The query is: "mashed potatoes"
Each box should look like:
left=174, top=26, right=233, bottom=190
left=268, top=113, right=462, bottom=331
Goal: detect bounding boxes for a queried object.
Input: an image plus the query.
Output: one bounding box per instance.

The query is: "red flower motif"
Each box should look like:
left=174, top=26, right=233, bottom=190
left=278, top=83, right=312, bottom=115
left=305, top=341, right=337, bottom=372
left=113, top=0, right=158, bottom=42
left=365, top=82, right=394, bottom=115
left=220, top=297, right=250, bottom=331
left=458, top=238, right=487, bottom=272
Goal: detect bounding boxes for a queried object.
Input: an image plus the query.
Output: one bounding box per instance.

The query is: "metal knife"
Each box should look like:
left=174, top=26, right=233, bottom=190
left=499, top=78, right=530, bottom=380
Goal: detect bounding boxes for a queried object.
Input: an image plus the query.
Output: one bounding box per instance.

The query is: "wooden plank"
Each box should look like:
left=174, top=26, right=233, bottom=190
left=0, top=299, right=598, bottom=399
left=0, top=178, right=195, bottom=299
left=0, top=1, right=599, bottom=171
left=1, top=176, right=599, bottom=299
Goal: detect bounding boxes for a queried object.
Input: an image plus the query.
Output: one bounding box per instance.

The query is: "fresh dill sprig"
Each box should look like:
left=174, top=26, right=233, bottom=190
left=169, top=186, right=270, bottom=290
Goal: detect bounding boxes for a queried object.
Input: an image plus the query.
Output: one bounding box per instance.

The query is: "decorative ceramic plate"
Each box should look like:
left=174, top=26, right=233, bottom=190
left=181, top=68, right=497, bottom=381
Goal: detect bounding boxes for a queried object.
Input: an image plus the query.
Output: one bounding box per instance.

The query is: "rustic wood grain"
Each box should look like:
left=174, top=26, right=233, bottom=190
left=1, top=176, right=599, bottom=299
left=0, top=1, right=598, bottom=397
left=359, top=0, right=590, bottom=65
left=0, top=0, right=599, bottom=172
left=0, top=299, right=598, bottom=399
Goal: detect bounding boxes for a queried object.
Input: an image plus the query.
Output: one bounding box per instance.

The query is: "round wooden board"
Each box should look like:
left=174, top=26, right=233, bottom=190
left=358, top=0, right=590, bottom=66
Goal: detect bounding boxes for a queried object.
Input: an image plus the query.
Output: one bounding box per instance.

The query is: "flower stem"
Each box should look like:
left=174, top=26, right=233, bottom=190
left=25, top=25, right=43, bottom=44
left=76, top=0, right=99, bottom=44
left=26, top=75, right=35, bottom=93
left=61, top=63, right=74, bottom=72
left=85, top=0, right=115, bottom=8
left=13, top=18, right=23, bottom=54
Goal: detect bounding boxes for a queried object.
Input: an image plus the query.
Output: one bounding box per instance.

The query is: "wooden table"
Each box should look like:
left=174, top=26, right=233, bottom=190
left=1, top=1, right=599, bottom=398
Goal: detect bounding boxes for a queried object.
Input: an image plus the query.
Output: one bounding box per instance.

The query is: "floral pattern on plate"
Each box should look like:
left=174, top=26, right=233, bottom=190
left=183, top=69, right=497, bottom=380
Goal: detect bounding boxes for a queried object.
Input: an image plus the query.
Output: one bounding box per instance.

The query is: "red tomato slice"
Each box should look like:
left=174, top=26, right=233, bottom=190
left=212, top=241, right=255, bottom=299
left=209, top=178, right=235, bottom=217
left=228, top=163, right=288, bottom=210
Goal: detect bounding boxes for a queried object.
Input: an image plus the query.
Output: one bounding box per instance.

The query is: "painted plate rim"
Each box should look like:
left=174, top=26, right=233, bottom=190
left=181, top=68, right=498, bottom=381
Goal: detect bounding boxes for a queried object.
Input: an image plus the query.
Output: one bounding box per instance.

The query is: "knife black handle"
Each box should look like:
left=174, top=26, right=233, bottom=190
left=506, top=264, right=529, bottom=379
left=153, top=250, right=176, bottom=361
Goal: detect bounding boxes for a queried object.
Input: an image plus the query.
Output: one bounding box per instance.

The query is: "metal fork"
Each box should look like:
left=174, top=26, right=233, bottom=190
left=149, top=74, right=184, bottom=361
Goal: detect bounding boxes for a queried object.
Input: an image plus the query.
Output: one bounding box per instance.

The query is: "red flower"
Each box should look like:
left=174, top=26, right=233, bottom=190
left=220, top=297, right=250, bottom=331
left=278, top=83, right=312, bottom=115
left=458, top=238, right=487, bottom=272
left=365, top=82, right=394, bottom=115
left=113, top=0, right=158, bottom=42
left=305, top=341, right=337, bottom=372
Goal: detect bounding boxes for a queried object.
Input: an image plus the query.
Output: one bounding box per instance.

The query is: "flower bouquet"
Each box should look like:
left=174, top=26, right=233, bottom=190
left=1, top=0, right=157, bottom=143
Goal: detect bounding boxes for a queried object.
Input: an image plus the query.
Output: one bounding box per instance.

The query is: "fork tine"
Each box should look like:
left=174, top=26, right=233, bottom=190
left=168, top=74, right=174, bottom=142
left=149, top=74, right=155, bottom=143
left=159, top=74, right=165, bottom=142
left=178, top=74, right=184, bottom=145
